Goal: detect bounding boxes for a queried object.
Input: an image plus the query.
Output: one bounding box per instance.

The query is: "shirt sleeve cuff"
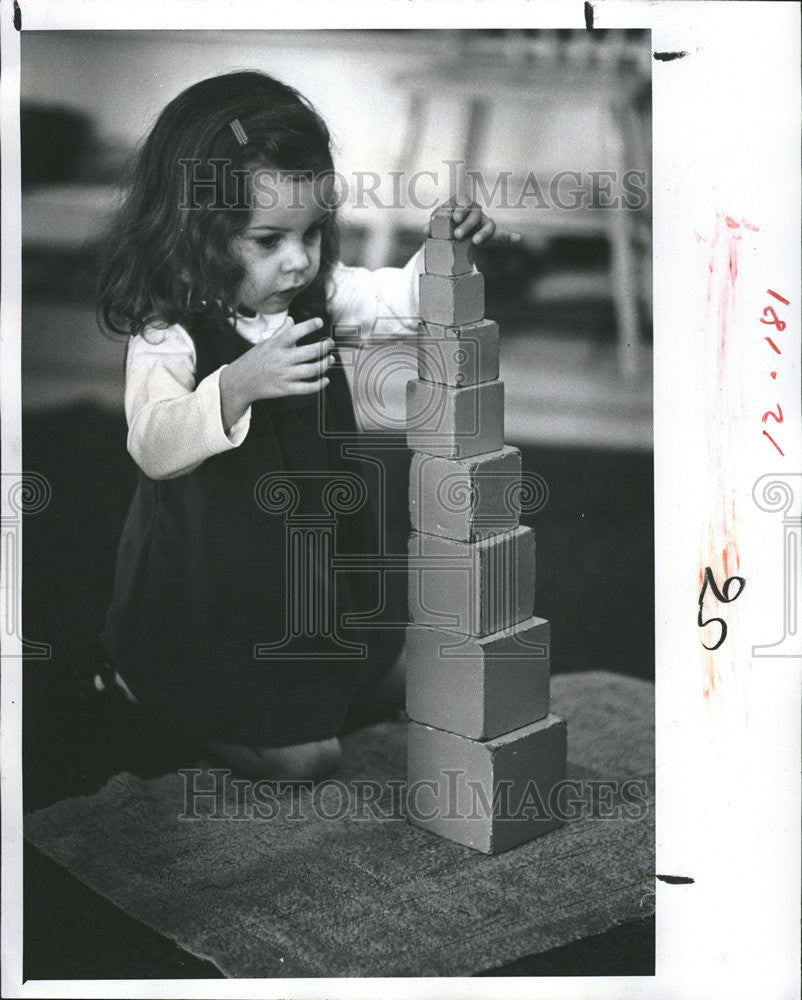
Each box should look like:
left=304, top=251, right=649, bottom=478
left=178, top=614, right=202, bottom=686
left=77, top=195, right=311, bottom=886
left=197, top=366, right=251, bottom=452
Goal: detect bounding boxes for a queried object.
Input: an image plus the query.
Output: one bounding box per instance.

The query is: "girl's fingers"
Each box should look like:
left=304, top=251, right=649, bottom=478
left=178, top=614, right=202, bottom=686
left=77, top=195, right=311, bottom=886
left=290, top=376, right=330, bottom=395
left=295, top=337, right=335, bottom=362
left=453, top=205, right=484, bottom=240
left=284, top=316, right=325, bottom=343
left=429, top=198, right=502, bottom=246
left=273, top=316, right=296, bottom=340
left=471, top=218, right=497, bottom=245
left=450, top=195, right=474, bottom=223
left=292, top=356, right=334, bottom=380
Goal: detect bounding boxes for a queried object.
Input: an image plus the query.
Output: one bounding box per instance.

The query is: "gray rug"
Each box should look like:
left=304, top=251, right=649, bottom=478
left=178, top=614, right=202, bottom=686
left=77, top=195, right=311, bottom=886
left=24, top=671, right=654, bottom=978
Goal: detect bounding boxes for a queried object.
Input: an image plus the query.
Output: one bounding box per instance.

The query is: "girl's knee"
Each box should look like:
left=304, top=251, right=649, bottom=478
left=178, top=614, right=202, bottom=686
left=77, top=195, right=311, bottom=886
left=202, top=735, right=342, bottom=781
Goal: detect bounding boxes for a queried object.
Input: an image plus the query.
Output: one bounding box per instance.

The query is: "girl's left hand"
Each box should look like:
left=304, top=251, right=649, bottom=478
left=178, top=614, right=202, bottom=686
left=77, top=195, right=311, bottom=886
left=423, top=196, right=499, bottom=245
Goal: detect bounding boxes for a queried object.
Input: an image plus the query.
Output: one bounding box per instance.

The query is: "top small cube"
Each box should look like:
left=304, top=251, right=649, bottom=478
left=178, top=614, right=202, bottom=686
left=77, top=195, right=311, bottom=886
left=430, top=205, right=458, bottom=240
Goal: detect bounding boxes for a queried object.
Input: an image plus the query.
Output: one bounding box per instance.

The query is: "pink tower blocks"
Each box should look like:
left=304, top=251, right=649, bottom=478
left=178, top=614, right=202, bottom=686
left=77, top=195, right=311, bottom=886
left=405, top=205, right=568, bottom=854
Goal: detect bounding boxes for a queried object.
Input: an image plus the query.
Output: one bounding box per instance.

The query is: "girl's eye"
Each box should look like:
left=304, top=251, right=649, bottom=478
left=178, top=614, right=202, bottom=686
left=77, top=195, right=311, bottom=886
left=304, top=225, right=324, bottom=245
left=255, top=234, right=281, bottom=250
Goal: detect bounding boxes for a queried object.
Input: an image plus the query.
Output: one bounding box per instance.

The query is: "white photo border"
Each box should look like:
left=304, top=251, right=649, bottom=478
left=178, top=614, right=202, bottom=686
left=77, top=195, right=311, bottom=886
left=2, top=2, right=800, bottom=998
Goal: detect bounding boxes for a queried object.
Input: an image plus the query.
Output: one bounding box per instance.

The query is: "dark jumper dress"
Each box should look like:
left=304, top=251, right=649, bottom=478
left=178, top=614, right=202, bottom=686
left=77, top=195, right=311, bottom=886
left=101, top=305, right=406, bottom=746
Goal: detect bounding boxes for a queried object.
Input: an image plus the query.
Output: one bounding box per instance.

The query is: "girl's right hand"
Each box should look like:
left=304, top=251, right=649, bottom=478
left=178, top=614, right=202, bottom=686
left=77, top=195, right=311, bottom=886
left=219, top=317, right=334, bottom=429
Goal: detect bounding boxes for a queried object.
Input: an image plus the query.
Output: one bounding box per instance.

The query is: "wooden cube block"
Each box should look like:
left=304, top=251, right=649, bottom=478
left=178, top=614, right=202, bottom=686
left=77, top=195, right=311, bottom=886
left=406, top=617, right=551, bottom=740
left=408, top=525, right=535, bottom=636
left=417, top=319, right=499, bottom=388
left=422, top=320, right=495, bottom=340
left=407, top=714, right=567, bottom=853
left=409, top=446, right=521, bottom=541
left=420, top=272, right=485, bottom=327
left=406, top=379, right=504, bottom=459
left=429, top=205, right=457, bottom=240
left=424, top=237, right=474, bottom=276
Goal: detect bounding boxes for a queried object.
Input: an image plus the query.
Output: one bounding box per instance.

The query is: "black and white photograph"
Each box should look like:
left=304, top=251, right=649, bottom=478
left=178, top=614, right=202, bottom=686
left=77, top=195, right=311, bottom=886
left=1, top=3, right=799, bottom=998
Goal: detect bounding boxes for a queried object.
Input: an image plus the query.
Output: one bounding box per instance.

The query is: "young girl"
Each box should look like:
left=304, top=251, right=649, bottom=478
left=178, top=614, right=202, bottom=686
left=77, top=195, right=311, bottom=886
left=96, top=71, right=495, bottom=780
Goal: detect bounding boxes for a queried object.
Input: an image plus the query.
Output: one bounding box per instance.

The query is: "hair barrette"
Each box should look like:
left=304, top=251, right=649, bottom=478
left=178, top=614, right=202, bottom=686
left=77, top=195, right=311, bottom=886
left=229, top=118, right=249, bottom=146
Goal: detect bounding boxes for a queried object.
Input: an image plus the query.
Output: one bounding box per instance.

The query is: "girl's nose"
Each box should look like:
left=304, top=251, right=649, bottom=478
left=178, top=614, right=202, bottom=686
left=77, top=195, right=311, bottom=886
left=281, top=240, right=311, bottom=274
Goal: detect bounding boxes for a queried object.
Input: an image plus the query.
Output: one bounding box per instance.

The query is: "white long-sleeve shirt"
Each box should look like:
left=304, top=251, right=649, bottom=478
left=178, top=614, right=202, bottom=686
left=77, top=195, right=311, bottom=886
left=126, top=252, right=423, bottom=480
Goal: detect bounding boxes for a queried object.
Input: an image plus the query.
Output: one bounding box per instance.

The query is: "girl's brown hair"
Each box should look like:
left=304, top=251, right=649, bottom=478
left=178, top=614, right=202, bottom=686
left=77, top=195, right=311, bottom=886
left=98, top=71, right=339, bottom=336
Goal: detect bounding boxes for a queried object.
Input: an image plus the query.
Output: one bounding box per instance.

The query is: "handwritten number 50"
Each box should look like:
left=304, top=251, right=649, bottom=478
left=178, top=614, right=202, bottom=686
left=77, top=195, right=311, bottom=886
left=698, top=567, right=746, bottom=651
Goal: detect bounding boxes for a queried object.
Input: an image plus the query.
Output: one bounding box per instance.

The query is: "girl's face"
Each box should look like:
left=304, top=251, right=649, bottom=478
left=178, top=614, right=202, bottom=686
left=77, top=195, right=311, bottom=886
left=232, top=175, right=327, bottom=315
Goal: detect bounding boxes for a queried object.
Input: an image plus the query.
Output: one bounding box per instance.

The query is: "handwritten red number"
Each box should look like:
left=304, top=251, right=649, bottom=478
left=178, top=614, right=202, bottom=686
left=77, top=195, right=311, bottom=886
left=762, top=430, right=785, bottom=456
left=760, top=293, right=786, bottom=457
left=760, top=305, right=786, bottom=331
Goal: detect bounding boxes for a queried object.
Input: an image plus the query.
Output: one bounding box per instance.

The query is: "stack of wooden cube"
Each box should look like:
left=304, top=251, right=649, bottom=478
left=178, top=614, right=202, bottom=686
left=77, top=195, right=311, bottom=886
left=405, top=205, right=567, bottom=854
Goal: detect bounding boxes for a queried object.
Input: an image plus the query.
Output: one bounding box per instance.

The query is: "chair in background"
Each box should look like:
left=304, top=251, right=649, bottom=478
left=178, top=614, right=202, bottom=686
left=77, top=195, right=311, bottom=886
left=360, top=30, right=652, bottom=379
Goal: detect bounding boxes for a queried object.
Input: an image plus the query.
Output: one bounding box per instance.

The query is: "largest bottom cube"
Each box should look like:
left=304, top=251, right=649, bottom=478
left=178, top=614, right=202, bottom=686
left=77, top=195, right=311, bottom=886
left=407, top=714, right=567, bottom=854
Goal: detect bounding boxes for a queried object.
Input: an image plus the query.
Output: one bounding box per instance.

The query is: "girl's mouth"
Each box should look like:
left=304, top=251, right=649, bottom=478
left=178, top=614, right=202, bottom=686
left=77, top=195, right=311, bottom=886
left=271, top=285, right=304, bottom=302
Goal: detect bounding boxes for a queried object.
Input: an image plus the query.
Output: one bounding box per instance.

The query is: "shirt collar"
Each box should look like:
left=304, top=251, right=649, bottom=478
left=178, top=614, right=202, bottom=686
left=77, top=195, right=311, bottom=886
left=231, top=308, right=289, bottom=343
